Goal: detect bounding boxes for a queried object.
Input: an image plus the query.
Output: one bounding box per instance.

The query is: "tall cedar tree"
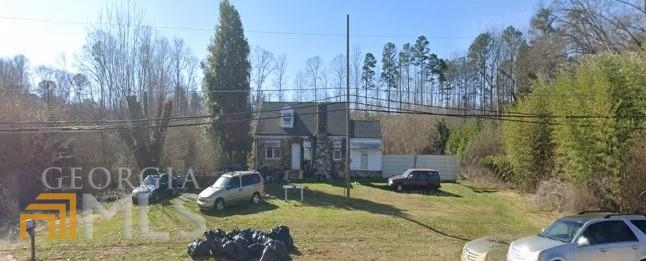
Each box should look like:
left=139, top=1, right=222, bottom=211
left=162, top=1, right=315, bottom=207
left=204, top=0, right=252, bottom=165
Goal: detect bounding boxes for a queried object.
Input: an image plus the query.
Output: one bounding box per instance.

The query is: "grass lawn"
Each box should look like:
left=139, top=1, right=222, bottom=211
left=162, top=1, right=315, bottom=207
left=2, top=180, right=558, bottom=261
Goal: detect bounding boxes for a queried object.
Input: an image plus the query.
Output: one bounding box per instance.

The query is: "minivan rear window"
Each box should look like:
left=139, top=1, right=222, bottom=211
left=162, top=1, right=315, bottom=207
left=241, top=174, right=261, bottom=187
left=630, top=220, right=646, bottom=235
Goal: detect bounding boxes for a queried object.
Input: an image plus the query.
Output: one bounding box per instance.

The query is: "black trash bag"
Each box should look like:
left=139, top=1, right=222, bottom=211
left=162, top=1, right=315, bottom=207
left=204, top=228, right=228, bottom=256
left=259, top=244, right=279, bottom=261
left=233, top=234, right=252, bottom=260
left=248, top=243, right=265, bottom=258
left=205, top=228, right=227, bottom=240
left=253, top=231, right=272, bottom=245
left=214, top=238, right=234, bottom=258
left=206, top=240, right=223, bottom=257
left=240, top=228, right=256, bottom=242
left=270, top=239, right=290, bottom=260
left=227, top=227, right=241, bottom=239
left=261, top=239, right=290, bottom=261
left=187, top=239, right=211, bottom=260
left=205, top=228, right=227, bottom=244
left=269, top=225, right=294, bottom=251
left=221, top=240, right=238, bottom=259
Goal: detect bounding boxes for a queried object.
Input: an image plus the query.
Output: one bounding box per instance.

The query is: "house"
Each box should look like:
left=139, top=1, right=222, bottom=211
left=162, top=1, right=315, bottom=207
left=254, top=102, right=383, bottom=179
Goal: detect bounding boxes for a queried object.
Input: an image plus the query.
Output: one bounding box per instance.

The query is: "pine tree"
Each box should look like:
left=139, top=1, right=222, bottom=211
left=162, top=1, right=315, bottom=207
left=412, top=36, right=429, bottom=105
left=361, top=53, right=377, bottom=110
left=203, top=0, right=252, bottom=166
left=381, top=42, right=399, bottom=112
left=399, top=43, right=411, bottom=108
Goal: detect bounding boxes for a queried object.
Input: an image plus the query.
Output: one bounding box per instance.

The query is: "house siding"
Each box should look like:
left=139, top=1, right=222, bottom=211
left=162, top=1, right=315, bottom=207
left=255, top=135, right=348, bottom=179
left=254, top=102, right=382, bottom=180
left=255, top=137, right=291, bottom=171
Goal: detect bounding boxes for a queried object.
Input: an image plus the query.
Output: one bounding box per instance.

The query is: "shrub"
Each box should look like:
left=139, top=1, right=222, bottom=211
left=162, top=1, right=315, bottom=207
left=461, top=121, right=503, bottom=166
left=532, top=177, right=600, bottom=213
left=502, top=85, right=555, bottom=192
left=621, top=136, right=646, bottom=213
left=446, top=119, right=483, bottom=163
left=481, top=156, right=515, bottom=184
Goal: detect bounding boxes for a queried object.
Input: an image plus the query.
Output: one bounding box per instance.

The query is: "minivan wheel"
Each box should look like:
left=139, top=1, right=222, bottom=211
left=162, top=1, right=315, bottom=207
left=214, top=199, right=225, bottom=211
left=396, top=184, right=404, bottom=192
left=251, top=192, right=261, bottom=204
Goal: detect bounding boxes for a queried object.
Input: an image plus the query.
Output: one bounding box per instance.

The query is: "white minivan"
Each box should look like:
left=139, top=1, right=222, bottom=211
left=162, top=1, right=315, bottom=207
left=197, top=171, right=265, bottom=211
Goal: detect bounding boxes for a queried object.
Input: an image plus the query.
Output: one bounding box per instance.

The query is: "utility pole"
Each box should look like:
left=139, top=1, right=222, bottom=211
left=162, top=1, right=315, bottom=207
left=345, top=14, right=351, bottom=199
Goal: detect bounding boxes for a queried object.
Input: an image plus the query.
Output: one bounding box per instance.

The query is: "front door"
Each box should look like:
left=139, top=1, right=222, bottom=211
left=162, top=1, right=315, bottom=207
left=291, top=143, right=301, bottom=170
left=360, top=150, right=369, bottom=170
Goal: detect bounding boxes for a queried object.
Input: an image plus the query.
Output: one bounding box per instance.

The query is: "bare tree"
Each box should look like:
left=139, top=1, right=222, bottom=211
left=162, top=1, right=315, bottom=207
left=77, top=3, right=191, bottom=169
left=0, top=55, right=30, bottom=94
left=251, top=46, right=274, bottom=104
left=551, top=0, right=646, bottom=54
left=330, top=54, right=345, bottom=102
left=272, top=53, right=287, bottom=102
left=294, top=70, right=306, bottom=102
left=170, top=38, right=192, bottom=115
left=351, top=46, right=363, bottom=110
left=320, top=65, right=330, bottom=101
left=305, top=56, right=322, bottom=101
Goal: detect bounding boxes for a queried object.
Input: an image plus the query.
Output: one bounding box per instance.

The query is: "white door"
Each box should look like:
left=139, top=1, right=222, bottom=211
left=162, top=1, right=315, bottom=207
left=291, top=143, right=301, bottom=170
left=361, top=150, right=369, bottom=170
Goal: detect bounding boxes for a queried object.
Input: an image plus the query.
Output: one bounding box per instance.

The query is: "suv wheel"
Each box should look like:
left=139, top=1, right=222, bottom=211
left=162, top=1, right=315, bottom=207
left=251, top=192, right=261, bottom=204
left=396, top=183, right=404, bottom=192
left=214, top=198, right=225, bottom=211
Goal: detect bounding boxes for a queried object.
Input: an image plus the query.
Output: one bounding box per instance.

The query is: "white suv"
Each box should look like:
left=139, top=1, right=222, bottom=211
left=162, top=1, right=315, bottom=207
left=505, top=212, right=646, bottom=261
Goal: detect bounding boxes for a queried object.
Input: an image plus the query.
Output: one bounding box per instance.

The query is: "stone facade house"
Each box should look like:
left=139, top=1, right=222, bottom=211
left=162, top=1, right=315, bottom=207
left=254, top=102, right=383, bottom=179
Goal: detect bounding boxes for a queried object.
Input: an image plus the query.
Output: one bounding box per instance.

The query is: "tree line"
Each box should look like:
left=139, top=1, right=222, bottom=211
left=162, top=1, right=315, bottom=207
left=1, top=0, right=645, bottom=214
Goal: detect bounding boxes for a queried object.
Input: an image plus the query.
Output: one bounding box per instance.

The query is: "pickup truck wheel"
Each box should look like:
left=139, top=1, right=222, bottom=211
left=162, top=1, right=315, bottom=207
left=396, top=183, right=404, bottom=192
left=214, top=198, right=225, bottom=211
left=251, top=192, right=261, bottom=204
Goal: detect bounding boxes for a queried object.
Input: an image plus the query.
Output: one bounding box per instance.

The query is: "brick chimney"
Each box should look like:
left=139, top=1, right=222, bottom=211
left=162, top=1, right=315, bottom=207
left=317, top=103, right=327, bottom=136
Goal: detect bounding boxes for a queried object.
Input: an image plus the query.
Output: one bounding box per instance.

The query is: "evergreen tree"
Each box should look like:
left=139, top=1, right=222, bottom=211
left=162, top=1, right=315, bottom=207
left=398, top=43, right=411, bottom=108
left=203, top=0, right=252, bottom=166
left=361, top=53, right=377, bottom=110
left=412, top=36, right=430, bottom=105
left=381, top=42, right=399, bottom=112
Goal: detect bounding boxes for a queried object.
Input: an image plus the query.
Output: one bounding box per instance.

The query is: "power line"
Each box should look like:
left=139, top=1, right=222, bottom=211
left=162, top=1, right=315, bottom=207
left=0, top=15, right=471, bottom=39
left=0, top=95, right=343, bottom=126
left=354, top=102, right=618, bottom=129
left=2, top=92, right=643, bottom=129
left=0, top=99, right=633, bottom=134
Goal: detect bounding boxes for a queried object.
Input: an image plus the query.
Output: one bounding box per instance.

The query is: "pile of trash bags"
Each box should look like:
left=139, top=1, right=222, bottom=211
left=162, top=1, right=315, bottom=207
left=187, top=225, right=295, bottom=261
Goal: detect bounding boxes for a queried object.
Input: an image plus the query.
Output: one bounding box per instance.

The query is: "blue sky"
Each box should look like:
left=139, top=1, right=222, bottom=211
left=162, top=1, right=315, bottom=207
left=0, top=0, right=542, bottom=88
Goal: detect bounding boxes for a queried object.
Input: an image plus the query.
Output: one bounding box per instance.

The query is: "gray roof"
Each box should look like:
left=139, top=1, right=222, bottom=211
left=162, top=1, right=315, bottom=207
left=254, top=102, right=381, bottom=138
left=326, top=103, right=348, bottom=136
left=351, top=120, right=382, bottom=138
left=254, top=102, right=318, bottom=136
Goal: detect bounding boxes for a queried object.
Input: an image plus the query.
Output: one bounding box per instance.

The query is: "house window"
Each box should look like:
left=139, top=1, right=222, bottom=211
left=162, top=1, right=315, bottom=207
left=303, top=141, right=312, bottom=160
left=281, top=106, right=294, bottom=128
left=333, top=141, right=342, bottom=161
left=265, top=141, right=281, bottom=160
left=360, top=150, right=369, bottom=170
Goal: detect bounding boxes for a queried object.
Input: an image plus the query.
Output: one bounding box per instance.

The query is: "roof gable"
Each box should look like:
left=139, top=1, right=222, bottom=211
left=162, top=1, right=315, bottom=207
left=254, top=102, right=381, bottom=139
left=254, top=102, right=318, bottom=136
